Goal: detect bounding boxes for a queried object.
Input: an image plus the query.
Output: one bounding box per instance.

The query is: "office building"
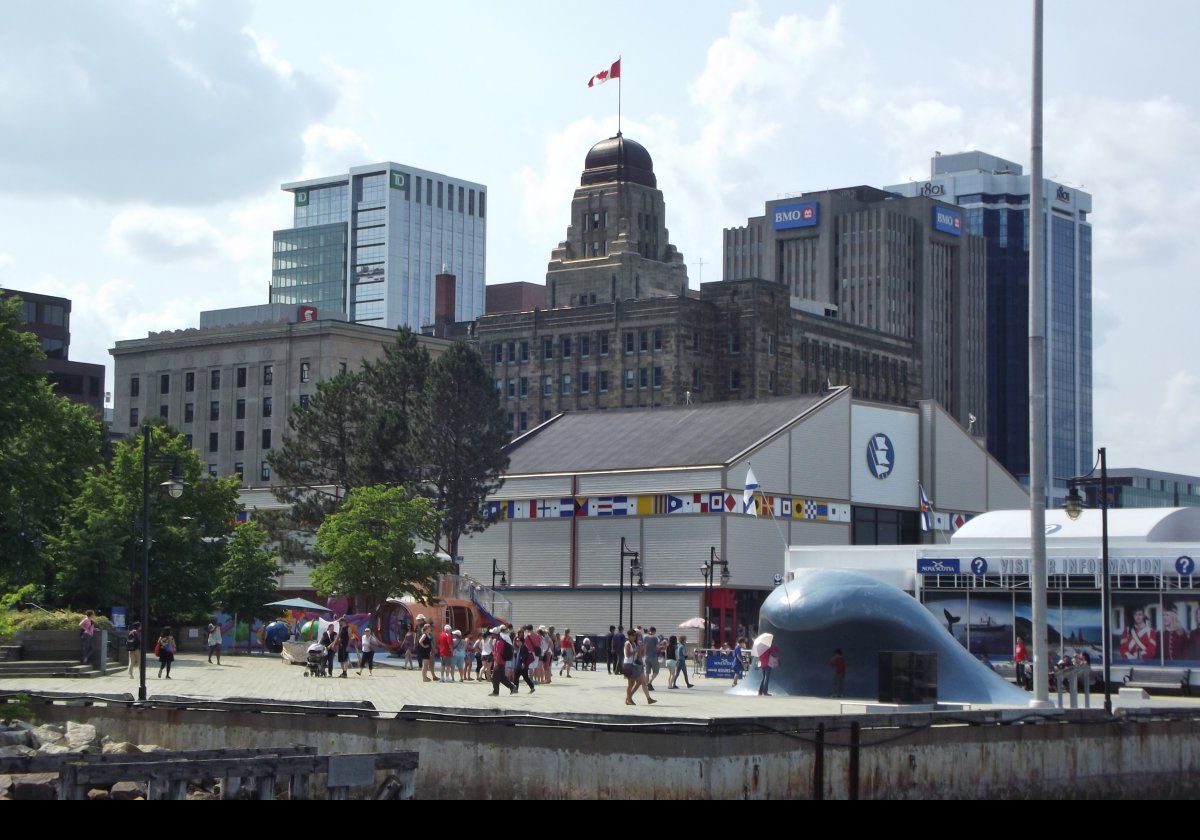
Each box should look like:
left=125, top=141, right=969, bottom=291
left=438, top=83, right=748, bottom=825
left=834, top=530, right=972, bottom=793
left=2, top=288, right=104, bottom=413
left=723, top=186, right=988, bottom=437
left=486, top=282, right=545, bottom=315
left=1082, top=468, right=1200, bottom=510
left=458, top=388, right=1026, bottom=638
left=110, top=303, right=451, bottom=487
left=885, top=151, right=1093, bottom=501
left=271, top=162, right=486, bottom=331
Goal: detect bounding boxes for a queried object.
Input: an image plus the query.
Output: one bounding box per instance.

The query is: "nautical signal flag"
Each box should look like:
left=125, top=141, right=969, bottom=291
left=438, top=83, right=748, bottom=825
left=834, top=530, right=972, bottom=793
left=918, top=482, right=934, bottom=532
left=588, top=58, right=621, bottom=87
left=743, top=467, right=760, bottom=517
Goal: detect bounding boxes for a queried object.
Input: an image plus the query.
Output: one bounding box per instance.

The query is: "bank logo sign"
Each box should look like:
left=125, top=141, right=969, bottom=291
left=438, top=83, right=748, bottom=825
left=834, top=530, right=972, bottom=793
left=389, top=170, right=408, bottom=191
left=294, top=189, right=309, bottom=207
left=772, top=201, right=819, bottom=231
left=918, top=558, right=961, bottom=575
left=866, top=433, right=895, bottom=479
left=932, top=206, right=963, bottom=236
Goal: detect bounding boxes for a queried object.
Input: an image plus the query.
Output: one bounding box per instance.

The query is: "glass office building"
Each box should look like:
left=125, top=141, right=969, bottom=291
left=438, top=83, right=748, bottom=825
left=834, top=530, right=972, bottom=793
left=270, top=162, right=486, bottom=330
left=886, top=152, right=1093, bottom=503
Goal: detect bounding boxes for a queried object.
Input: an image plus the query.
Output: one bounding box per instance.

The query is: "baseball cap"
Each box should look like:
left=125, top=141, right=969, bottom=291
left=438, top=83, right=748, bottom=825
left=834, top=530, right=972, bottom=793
left=444, top=624, right=451, bottom=631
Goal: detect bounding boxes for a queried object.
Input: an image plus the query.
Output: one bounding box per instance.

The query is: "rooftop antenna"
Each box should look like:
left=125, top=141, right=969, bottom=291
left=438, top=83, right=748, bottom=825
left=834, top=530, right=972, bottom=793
left=967, top=413, right=977, bottom=435
left=684, top=390, right=693, bottom=406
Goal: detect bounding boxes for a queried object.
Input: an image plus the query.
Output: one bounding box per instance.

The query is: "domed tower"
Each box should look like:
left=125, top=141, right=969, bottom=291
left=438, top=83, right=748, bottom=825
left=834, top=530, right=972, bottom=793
left=546, top=134, right=687, bottom=307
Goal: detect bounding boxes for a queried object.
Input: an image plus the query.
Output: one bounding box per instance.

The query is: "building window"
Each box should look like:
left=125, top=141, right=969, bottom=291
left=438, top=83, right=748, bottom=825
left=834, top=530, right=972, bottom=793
left=300, top=362, right=310, bottom=383
left=541, top=409, right=551, bottom=422
left=263, top=397, right=273, bottom=418
left=234, top=462, right=244, bottom=481
left=236, top=399, right=246, bottom=420
left=235, top=430, right=245, bottom=451
left=653, top=329, right=663, bottom=351
left=262, top=429, right=272, bottom=449
left=692, top=369, right=702, bottom=391
left=507, top=378, right=516, bottom=399
left=208, top=432, right=219, bottom=453
left=208, top=464, right=218, bottom=478
left=598, top=371, right=609, bottom=393
left=159, top=404, right=168, bottom=419
left=479, top=192, right=486, bottom=218
left=727, top=332, right=741, bottom=355
left=543, top=338, right=553, bottom=360
left=562, top=337, right=572, bottom=359
left=263, top=365, right=274, bottom=386
left=210, top=401, right=220, bottom=421
left=130, top=376, right=140, bottom=398
left=580, top=372, right=590, bottom=394
left=729, top=369, right=741, bottom=391
left=638, top=367, right=648, bottom=390
left=236, top=367, right=247, bottom=388
left=519, top=377, right=528, bottom=398
left=542, top=375, right=552, bottom=397
left=160, top=374, right=170, bottom=394
left=129, top=407, right=138, bottom=428
left=184, top=403, right=194, bottom=423
left=624, top=369, right=634, bottom=391
left=494, top=378, right=502, bottom=394
left=520, top=341, right=529, bottom=362
left=299, top=394, right=310, bottom=408
left=653, top=367, right=662, bottom=389
left=562, top=374, right=572, bottom=395
left=693, top=332, right=702, bottom=353
left=493, top=344, right=503, bottom=364
left=506, top=342, right=515, bottom=363
left=185, top=434, right=193, bottom=448
left=339, top=362, right=347, bottom=375
left=768, top=372, right=777, bottom=393
left=210, top=369, right=221, bottom=390
left=639, top=331, right=648, bottom=353
left=599, top=333, right=609, bottom=356
left=624, top=332, right=634, bottom=354
left=519, top=412, right=528, bottom=432
left=261, top=461, right=271, bottom=481
left=185, top=372, right=195, bottom=393
left=580, top=335, right=591, bottom=358
left=767, top=334, right=776, bottom=357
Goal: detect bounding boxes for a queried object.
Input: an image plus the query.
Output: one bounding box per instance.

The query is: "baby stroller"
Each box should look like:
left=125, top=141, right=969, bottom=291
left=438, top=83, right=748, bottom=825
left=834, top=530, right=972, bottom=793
left=304, top=643, right=328, bottom=677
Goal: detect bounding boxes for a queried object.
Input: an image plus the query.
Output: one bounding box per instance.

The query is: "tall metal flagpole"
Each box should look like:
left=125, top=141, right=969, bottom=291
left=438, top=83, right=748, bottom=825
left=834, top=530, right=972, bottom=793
left=618, top=55, right=622, bottom=136
left=1028, top=0, right=1051, bottom=707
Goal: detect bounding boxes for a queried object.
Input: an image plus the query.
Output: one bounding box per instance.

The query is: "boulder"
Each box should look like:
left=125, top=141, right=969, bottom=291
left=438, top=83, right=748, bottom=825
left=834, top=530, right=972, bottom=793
left=65, top=721, right=97, bottom=750
left=0, top=774, right=12, bottom=795
left=37, top=743, right=71, bottom=756
left=87, top=789, right=111, bottom=801
left=0, top=729, right=31, bottom=748
left=187, top=789, right=219, bottom=801
left=0, top=745, right=36, bottom=758
left=28, top=724, right=66, bottom=749
left=11, top=773, right=57, bottom=800
left=102, top=741, right=143, bottom=755
left=110, top=781, right=146, bottom=801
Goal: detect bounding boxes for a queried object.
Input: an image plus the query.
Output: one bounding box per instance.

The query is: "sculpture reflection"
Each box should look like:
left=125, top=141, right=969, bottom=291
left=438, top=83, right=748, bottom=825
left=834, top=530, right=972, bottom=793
left=733, top=569, right=1028, bottom=705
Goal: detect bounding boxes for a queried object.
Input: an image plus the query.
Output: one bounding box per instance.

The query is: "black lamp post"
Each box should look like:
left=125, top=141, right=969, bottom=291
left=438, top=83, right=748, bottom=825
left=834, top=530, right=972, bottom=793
left=1064, top=445, right=1111, bottom=715
left=139, top=424, right=185, bottom=703
left=629, top=552, right=644, bottom=630
left=701, top=547, right=731, bottom=648
left=619, top=537, right=640, bottom=631
left=491, top=558, right=507, bottom=590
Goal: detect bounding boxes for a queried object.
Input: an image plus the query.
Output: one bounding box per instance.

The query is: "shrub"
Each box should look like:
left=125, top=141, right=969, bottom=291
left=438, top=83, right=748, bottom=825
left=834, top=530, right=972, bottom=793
left=10, top=610, right=116, bottom=633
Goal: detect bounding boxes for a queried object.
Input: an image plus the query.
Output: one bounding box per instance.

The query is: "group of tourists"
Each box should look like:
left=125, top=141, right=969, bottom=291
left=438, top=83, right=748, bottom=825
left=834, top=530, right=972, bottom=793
left=120, top=622, right=178, bottom=680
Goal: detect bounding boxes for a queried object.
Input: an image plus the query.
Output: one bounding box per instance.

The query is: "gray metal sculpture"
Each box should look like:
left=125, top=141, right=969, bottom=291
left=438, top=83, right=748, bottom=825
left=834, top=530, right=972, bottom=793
left=733, top=569, right=1028, bottom=705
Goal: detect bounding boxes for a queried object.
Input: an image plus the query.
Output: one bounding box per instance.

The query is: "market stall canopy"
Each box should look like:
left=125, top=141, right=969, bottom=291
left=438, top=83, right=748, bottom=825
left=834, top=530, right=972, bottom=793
left=264, top=597, right=331, bottom=612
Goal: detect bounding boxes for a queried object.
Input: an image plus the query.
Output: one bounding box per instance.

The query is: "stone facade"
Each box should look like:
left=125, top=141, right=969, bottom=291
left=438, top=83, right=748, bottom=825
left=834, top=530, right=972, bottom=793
left=111, top=307, right=450, bottom=488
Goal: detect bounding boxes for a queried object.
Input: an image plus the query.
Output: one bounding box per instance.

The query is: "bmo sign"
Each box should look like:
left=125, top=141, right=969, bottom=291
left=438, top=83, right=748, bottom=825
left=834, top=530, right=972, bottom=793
left=932, top=206, right=963, bottom=236
left=772, top=201, right=820, bottom=231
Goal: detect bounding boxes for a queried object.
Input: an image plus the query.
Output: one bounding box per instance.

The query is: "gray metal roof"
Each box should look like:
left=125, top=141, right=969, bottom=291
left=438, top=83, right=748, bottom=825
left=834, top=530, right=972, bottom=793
left=505, top=391, right=841, bottom=475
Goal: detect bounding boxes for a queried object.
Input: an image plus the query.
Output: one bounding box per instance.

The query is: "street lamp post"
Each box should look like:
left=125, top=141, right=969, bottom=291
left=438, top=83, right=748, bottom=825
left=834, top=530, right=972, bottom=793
left=491, top=558, right=507, bottom=590
left=139, top=424, right=184, bottom=703
left=629, top=553, right=644, bottom=630
left=1064, top=446, right=1111, bottom=715
left=619, top=537, right=640, bottom=632
left=701, top=547, right=732, bottom=648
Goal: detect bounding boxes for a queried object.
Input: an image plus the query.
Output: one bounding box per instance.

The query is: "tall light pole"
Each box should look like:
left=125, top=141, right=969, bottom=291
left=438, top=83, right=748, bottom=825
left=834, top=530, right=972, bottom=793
left=629, top=552, right=644, bottom=630
left=491, top=557, right=507, bottom=590
left=701, top=547, right=731, bottom=648
left=619, top=537, right=639, bottom=632
left=139, top=424, right=184, bottom=703
left=1028, top=0, right=1051, bottom=707
left=1065, top=446, right=1111, bottom=714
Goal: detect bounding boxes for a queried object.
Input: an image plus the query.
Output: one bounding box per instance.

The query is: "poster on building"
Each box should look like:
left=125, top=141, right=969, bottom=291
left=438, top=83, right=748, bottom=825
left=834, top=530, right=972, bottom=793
left=1054, top=593, right=1103, bottom=665
left=1112, top=593, right=1161, bottom=664
left=969, top=593, right=1016, bottom=661
left=922, top=594, right=970, bottom=648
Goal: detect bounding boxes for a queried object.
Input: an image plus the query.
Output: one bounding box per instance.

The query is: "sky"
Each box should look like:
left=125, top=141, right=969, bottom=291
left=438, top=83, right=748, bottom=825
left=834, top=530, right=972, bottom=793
left=1, top=0, right=1198, bottom=475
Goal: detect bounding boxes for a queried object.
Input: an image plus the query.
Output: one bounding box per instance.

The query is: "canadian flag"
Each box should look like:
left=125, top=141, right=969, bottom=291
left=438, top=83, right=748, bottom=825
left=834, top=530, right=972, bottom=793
left=588, top=59, right=621, bottom=88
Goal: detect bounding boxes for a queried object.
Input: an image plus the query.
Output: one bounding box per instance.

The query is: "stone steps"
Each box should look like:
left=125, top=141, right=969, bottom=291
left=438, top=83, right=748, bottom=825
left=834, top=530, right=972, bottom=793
left=0, top=660, right=99, bottom=679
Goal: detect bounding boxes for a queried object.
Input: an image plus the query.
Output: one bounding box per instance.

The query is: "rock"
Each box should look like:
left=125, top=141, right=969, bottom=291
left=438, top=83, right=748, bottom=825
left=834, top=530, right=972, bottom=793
left=69, top=744, right=98, bottom=755
left=37, top=743, right=70, bottom=756
left=65, top=721, right=97, bottom=750
left=87, top=789, right=111, bottom=801
left=28, top=724, right=66, bottom=749
left=0, top=774, right=12, bottom=795
left=102, top=741, right=142, bottom=755
left=187, top=789, right=219, bottom=800
left=11, top=773, right=57, bottom=800
left=11, top=720, right=35, bottom=731
left=0, top=729, right=31, bottom=748
left=0, top=745, right=36, bottom=758
left=110, top=781, right=146, bottom=801
left=138, top=744, right=163, bottom=753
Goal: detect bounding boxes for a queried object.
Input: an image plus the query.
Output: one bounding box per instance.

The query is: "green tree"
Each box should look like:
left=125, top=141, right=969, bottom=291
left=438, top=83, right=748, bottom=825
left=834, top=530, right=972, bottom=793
left=48, top=419, right=241, bottom=625
left=419, top=341, right=510, bottom=558
left=0, top=293, right=103, bottom=591
left=358, top=328, right=431, bottom=490
left=312, top=485, right=446, bottom=610
left=214, top=523, right=281, bottom=649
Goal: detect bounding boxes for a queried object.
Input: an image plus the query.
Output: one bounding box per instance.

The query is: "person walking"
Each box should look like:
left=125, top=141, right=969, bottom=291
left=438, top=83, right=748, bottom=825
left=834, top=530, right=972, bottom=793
left=402, top=627, right=416, bottom=670
left=669, top=635, right=695, bottom=689
left=126, top=621, right=142, bottom=679
left=453, top=630, right=469, bottom=682
left=1014, top=636, right=1029, bottom=689
left=489, top=627, right=517, bottom=696
left=560, top=630, right=575, bottom=677
left=515, top=628, right=536, bottom=693
left=480, top=630, right=494, bottom=680
left=206, top=620, right=223, bottom=665
left=79, top=610, right=96, bottom=665
left=336, top=621, right=352, bottom=678
left=358, top=626, right=378, bottom=675
left=612, top=626, right=626, bottom=676
left=418, top=623, right=438, bottom=682
left=623, top=630, right=657, bottom=706
left=155, top=627, right=177, bottom=679
left=604, top=626, right=616, bottom=674
left=731, top=637, right=746, bottom=687
left=758, top=642, right=779, bottom=696
left=644, top=626, right=662, bottom=691
left=830, top=649, right=846, bottom=698
left=437, top=625, right=455, bottom=682
left=321, top=624, right=338, bottom=677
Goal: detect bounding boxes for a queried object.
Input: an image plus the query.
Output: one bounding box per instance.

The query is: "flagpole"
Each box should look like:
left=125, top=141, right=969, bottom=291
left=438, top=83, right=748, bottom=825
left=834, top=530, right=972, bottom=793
left=618, top=54, right=622, bottom=136
left=748, top=461, right=789, bottom=549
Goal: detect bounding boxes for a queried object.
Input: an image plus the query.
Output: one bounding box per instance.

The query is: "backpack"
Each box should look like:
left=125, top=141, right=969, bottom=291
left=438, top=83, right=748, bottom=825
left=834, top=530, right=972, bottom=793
left=126, top=631, right=139, bottom=651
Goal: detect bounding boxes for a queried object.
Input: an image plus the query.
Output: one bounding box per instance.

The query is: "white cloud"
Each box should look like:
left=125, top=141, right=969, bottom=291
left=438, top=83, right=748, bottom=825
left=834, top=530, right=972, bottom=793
left=300, top=124, right=377, bottom=180
left=107, top=207, right=224, bottom=263
left=1108, top=371, right=1200, bottom=473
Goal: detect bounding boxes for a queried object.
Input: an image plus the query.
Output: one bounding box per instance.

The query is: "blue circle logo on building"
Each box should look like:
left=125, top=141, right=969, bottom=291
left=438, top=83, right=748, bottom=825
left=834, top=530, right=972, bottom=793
left=1177, top=556, right=1195, bottom=576
left=866, top=433, right=895, bottom=479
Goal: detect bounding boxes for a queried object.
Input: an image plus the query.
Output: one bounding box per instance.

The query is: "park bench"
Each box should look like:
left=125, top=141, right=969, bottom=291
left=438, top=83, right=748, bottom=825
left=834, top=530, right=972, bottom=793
left=1124, top=667, right=1191, bottom=695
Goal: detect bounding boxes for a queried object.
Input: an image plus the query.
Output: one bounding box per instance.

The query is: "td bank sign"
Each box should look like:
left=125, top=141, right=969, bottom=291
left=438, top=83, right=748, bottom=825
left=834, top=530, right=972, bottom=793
left=389, top=170, right=408, bottom=191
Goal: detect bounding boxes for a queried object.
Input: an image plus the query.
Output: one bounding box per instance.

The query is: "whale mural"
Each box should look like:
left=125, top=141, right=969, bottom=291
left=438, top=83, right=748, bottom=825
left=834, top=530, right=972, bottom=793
left=734, top=569, right=1029, bottom=705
